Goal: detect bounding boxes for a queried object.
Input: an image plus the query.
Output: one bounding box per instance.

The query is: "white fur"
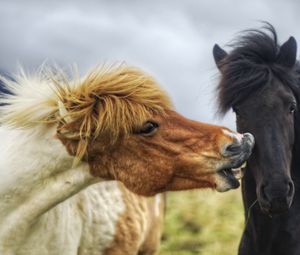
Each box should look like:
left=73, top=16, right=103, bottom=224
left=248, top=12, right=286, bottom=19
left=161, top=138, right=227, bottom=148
left=0, top=125, right=127, bottom=254
left=154, top=195, right=161, bottom=217
left=222, top=129, right=243, bottom=143
left=0, top=72, right=126, bottom=254
left=0, top=70, right=161, bottom=255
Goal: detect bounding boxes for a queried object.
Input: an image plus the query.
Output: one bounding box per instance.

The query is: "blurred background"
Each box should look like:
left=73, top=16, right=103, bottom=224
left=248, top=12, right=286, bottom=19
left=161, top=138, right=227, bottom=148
left=1, top=1, right=299, bottom=254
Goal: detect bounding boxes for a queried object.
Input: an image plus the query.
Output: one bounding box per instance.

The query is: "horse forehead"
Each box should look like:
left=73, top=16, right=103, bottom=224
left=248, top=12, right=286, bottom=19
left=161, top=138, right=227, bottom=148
left=260, top=85, right=295, bottom=107
left=240, top=84, right=294, bottom=110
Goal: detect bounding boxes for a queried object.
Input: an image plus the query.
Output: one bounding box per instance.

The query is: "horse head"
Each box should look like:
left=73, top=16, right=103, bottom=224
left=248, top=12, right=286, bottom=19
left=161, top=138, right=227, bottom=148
left=214, top=24, right=299, bottom=214
left=53, top=66, right=254, bottom=196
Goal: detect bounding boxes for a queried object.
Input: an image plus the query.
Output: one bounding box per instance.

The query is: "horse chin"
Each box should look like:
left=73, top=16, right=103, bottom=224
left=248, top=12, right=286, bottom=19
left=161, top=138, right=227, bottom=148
left=215, top=172, right=240, bottom=192
left=166, top=175, right=214, bottom=191
left=258, top=199, right=292, bottom=215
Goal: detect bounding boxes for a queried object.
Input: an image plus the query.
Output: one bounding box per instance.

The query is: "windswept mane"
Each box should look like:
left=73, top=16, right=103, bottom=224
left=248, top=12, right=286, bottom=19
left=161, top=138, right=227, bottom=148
left=217, top=24, right=300, bottom=115
left=0, top=64, right=172, bottom=160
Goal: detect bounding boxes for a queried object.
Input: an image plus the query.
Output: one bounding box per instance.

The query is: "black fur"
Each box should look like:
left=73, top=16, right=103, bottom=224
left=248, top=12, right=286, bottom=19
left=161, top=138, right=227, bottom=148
left=214, top=23, right=300, bottom=255
left=215, top=24, right=300, bottom=115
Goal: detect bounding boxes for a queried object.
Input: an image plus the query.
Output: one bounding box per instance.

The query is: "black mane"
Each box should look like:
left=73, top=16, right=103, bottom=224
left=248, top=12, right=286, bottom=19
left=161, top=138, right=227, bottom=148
left=217, top=24, right=300, bottom=114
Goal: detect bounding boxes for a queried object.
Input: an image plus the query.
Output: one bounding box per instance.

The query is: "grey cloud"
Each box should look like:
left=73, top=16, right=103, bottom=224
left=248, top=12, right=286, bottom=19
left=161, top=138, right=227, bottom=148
left=0, top=0, right=299, bottom=129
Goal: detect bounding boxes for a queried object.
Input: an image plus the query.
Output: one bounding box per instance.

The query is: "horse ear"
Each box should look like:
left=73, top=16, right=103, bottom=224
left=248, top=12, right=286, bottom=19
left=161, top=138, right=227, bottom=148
left=213, top=44, right=228, bottom=70
left=277, top=36, right=297, bottom=68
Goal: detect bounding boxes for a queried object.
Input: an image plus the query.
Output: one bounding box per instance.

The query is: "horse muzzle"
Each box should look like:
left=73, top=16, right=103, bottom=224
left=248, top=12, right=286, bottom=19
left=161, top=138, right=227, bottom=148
left=216, top=133, right=255, bottom=192
left=258, top=178, right=294, bottom=214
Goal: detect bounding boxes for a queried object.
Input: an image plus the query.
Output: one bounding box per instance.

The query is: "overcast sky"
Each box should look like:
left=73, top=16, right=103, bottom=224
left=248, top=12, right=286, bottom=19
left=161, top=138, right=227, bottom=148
left=0, top=0, right=299, bottom=129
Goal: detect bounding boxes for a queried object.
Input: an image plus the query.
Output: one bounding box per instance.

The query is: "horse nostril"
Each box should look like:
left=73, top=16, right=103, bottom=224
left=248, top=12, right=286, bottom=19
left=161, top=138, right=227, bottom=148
left=224, top=143, right=241, bottom=155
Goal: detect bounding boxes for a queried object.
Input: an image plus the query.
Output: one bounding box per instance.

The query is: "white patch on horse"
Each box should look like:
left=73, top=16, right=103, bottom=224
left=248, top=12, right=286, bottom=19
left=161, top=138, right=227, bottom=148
left=0, top=69, right=162, bottom=255
left=0, top=124, right=126, bottom=254
left=222, top=129, right=243, bottom=143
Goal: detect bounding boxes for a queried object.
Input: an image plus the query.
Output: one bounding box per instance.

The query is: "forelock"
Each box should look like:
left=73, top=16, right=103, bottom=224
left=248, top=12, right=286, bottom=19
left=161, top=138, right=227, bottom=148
left=56, top=64, right=173, bottom=160
left=217, top=24, right=299, bottom=115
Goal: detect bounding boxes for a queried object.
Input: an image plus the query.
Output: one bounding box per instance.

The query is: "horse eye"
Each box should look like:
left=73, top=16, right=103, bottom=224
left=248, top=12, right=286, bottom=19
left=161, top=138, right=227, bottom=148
left=139, top=121, right=159, bottom=136
left=289, top=103, right=297, bottom=114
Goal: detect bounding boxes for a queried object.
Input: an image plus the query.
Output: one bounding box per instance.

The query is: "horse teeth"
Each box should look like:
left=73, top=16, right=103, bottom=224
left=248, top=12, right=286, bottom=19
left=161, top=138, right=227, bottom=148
left=241, top=162, right=247, bottom=168
left=231, top=168, right=244, bottom=180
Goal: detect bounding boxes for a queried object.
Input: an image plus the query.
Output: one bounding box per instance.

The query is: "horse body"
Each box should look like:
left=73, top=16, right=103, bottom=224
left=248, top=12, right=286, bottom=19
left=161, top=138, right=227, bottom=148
left=0, top=64, right=253, bottom=253
left=19, top=184, right=163, bottom=255
left=213, top=24, right=300, bottom=254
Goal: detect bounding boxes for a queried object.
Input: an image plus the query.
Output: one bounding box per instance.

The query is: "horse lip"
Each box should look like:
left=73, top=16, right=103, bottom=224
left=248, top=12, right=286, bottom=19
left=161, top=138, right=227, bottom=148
left=215, top=171, right=240, bottom=192
left=215, top=160, right=247, bottom=191
left=258, top=197, right=292, bottom=215
left=228, top=140, right=253, bottom=168
left=221, top=154, right=249, bottom=171
left=244, top=132, right=255, bottom=146
left=218, top=169, right=241, bottom=183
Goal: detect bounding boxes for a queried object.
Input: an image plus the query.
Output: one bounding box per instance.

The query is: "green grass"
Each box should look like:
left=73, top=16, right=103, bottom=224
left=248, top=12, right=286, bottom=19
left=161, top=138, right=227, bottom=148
left=159, top=189, right=245, bottom=255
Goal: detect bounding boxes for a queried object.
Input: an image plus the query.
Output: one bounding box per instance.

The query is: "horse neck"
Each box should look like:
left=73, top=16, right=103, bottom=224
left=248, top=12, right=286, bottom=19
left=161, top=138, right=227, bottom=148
left=0, top=125, right=99, bottom=251
left=0, top=125, right=77, bottom=199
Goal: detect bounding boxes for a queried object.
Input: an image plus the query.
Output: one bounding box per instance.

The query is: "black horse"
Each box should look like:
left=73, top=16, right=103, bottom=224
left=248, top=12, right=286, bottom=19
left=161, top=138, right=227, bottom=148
left=213, top=25, right=300, bottom=255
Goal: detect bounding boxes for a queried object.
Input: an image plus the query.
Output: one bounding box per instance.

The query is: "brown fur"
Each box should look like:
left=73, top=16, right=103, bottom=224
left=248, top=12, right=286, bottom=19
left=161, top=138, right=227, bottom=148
left=83, top=110, right=234, bottom=196
left=58, top=109, right=234, bottom=196
left=104, top=184, right=164, bottom=255
left=53, top=65, right=237, bottom=196
left=54, top=66, right=238, bottom=254
left=0, top=64, right=239, bottom=196
left=0, top=64, right=251, bottom=255
left=55, top=65, right=173, bottom=162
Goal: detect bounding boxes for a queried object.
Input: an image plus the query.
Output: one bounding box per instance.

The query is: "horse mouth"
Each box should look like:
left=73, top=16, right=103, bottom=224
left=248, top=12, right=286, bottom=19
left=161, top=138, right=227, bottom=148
left=219, top=162, right=246, bottom=180
left=167, top=162, right=248, bottom=192
left=216, top=162, right=247, bottom=192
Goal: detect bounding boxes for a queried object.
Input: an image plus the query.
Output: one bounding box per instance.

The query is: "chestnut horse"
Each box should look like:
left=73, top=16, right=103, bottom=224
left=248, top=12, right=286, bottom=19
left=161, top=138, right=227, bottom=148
left=0, top=65, right=254, bottom=254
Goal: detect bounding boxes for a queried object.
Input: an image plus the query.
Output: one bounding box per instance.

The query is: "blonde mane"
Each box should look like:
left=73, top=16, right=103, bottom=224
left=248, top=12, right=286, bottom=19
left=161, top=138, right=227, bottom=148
left=0, top=64, right=173, bottom=160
